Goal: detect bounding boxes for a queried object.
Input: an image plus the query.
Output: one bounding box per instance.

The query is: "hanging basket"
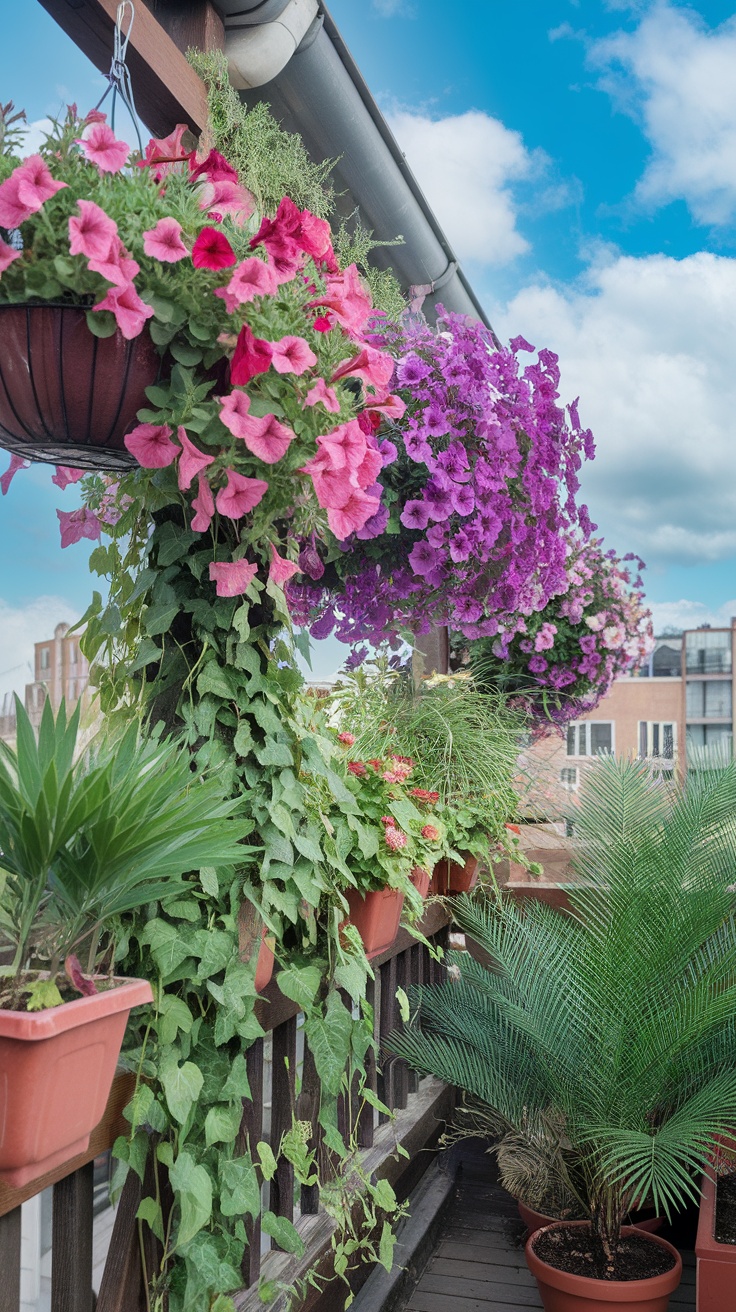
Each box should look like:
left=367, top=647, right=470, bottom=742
left=0, top=303, right=160, bottom=471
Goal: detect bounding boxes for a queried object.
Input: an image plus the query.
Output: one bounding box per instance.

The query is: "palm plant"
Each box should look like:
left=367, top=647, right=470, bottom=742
left=388, top=756, right=736, bottom=1276
left=0, top=696, right=252, bottom=1007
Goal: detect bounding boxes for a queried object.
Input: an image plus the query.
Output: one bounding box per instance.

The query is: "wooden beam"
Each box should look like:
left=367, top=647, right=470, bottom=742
left=145, top=1, right=225, bottom=56
left=37, top=0, right=212, bottom=137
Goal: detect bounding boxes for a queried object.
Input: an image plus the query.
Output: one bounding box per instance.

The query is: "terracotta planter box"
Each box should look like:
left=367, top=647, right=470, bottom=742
left=0, top=303, right=159, bottom=471
left=255, top=925, right=276, bottom=993
left=409, top=866, right=432, bottom=899
left=430, top=853, right=479, bottom=896
left=696, top=1170, right=736, bottom=1310
left=345, top=887, right=404, bottom=959
left=0, top=977, right=153, bottom=1188
left=526, top=1221, right=682, bottom=1312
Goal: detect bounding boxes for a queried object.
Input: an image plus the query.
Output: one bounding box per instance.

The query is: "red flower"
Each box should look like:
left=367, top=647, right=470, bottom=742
left=410, top=788, right=440, bottom=804
left=190, top=149, right=239, bottom=185
left=368, top=759, right=383, bottom=770
left=230, top=325, right=273, bottom=386
left=380, top=816, right=396, bottom=826
left=338, top=731, right=356, bottom=746
left=385, top=826, right=407, bottom=851
left=192, top=227, right=236, bottom=270
left=347, top=761, right=367, bottom=776
left=421, top=824, right=440, bottom=841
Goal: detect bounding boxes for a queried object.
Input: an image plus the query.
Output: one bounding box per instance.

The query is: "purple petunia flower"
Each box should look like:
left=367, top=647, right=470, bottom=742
left=408, top=540, right=440, bottom=577
left=400, top=499, right=431, bottom=530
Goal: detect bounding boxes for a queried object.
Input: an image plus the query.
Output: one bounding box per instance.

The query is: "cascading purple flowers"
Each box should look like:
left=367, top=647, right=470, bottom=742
left=289, top=310, right=599, bottom=649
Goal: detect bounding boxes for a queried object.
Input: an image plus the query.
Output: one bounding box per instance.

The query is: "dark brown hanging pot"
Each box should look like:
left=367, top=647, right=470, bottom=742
left=0, top=304, right=160, bottom=471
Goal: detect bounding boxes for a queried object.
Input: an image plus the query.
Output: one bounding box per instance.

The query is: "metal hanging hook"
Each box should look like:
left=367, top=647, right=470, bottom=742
left=92, top=2, right=144, bottom=154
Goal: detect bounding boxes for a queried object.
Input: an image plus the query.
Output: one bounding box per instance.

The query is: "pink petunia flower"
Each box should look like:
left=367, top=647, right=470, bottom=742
left=139, top=125, right=190, bottom=180
left=143, top=217, right=188, bottom=263
left=93, top=282, right=154, bottom=339
left=0, top=238, right=21, bottom=276
left=215, top=469, right=268, bottom=519
left=57, top=507, right=101, bottom=548
left=332, top=346, right=394, bottom=396
left=268, top=542, right=301, bottom=586
left=310, top=264, right=373, bottom=335
left=189, top=148, right=239, bottom=185
left=88, top=236, right=139, bottom=287
left=269, top=335, right=317, bottom=375
left=219, top=394, right=295, bottom=465
left=209, top=557, right=258, bottom=597
left=0, top=453, right=28, bottom=495
left=176, top=426, right=215, bottom=491
left=0, top=155, right=67, bottom=227
left=51, top=466, right=85, bottom=490
left=191, top=473, right=215, bottom=532
left=364, top=393, right=406, bottom=420
left=124, top=422, right=180, bottom=468
left=217, top=256, right=277, bottom=308
left=78, top=123, right=129, bottom=173
left=198, top=177, right=254, bottom=224
left=68, top=200, right=118, bottom=261
left=327, top=489, right=381, bottom=540
left=304, top=378, right=340, bottom=413
left=229, top=325, right=272, bottom=386
left=192, top=227, right=236, bottom=271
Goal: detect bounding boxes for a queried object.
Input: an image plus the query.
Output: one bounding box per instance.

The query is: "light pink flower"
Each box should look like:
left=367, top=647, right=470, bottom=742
left=0, top=453, right=28, bottom=495
left=366, top=393, right=406, bottom=420
left=57, top=507, right=101, bottom=548
left=218, top=389, right=253, bottom=436
left=93, top=282, right=154, bottom=339
left=0, top=155, right=67, bottom=227
left=68, top=200, right=118, bottom=262
left=176, top=426, right=215, bottom=491
left=354, top=445, right=382, bottom=490
left=51, top=466, right=85, bottom=490
left=268, top=543, right=301, bottom=586
left=88, top=236, right=139, bottom=286
left=124, top=422, right=180, bottom=468
left=269, top=335, right=317, bottom=375
left=79, top=123, right=129, bottom=173
left=209, top=558, right=258, bottom=597
left=304, top=378, right=340, bottom=413
left=143, top=217, right=188, bottom=263
left=332, top=345, right=394, bottom=396
left=218, top=392, right=294, bottom=464
left=215, top=469, right=268, bottom=519
left=310, top=264, right=373, bottom=335
left=0, top=238, right=21, bottom=276
left=327, top=489, right=381, bottom=540
left=384, top=825, right=408, bottom=852
left=140, top=125, right=190, bottom=180
left=191, top=473, right=215, bottom=532
left=198, top=177, right=254, bottom=224
left=217, top=257, right=277, bottom=309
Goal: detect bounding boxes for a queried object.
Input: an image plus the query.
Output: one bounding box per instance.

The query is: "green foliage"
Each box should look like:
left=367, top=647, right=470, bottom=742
left=0, top=696, right=249, bottom=998
left=388, top=756, right=736, bottom=1270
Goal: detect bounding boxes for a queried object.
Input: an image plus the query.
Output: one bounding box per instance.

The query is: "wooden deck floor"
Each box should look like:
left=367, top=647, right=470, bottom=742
left=402, top=1143, right=696, bottom=1312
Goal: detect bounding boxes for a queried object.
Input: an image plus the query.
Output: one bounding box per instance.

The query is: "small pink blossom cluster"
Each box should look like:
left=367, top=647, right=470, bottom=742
left=382, top=755, right=414, bottom=784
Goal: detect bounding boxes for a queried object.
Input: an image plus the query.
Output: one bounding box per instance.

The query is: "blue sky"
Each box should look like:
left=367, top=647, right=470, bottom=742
left=1, top=1, right=735, bottom=692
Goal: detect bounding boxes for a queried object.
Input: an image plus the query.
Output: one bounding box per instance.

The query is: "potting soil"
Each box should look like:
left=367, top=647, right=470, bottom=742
left=714, top=1171, right=736, bottom=1244
left=533, top=1225, right=677, bottom=1280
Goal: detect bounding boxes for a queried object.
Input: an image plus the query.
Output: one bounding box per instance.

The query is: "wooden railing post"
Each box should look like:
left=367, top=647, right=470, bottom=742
left=270, top=1016, right=297, bottom=1238
left=240, top=1037, right=264, bottom=1287
left=0, top=1206, right=21, bottom=1312
left=51, top=1161, right=95, bottom=1312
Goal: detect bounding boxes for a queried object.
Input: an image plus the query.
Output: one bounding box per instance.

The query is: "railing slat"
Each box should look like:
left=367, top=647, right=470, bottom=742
left=0, top=1205, right=21, bottom=1312
left=51, top=1161, right=94, bottom=1312
left=393, top=951, right=410, bottom=1110
left=270, top=1015, right=296, bottom=1234
left=357, top=974, right=377, bottom=1148
left=96, top=1165, right=148, bottom=1312
left=296, top=1039, right=321, bottom=1215
left=240, top=1037, right=264, bottom=1286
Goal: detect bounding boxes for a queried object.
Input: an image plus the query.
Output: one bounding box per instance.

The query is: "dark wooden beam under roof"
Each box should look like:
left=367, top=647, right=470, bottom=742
left=37, top=0, right=224, bottom=137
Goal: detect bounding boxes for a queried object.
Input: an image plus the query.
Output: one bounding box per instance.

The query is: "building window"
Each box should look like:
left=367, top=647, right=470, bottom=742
left=560, top=766, right=579, bottom=791
left=685, top=680, right=732, bottom=719
left=68, top=680, right=76, bottom=701
left=685, top=630, right=732, bottom=675
left=68, top=642, right=77, bottom=666
left=686, top=723, right=733, bottom=765
left=39, top=647, right=49, bottom=670
left=638, top=721, right=677, bottom=760
left=566, top=722, right=614, bottom=757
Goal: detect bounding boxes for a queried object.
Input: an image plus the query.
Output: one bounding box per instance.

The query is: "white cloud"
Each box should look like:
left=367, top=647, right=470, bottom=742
left=20, top=118, right=53, bottom=156
left=648, top=598, right=736, bottom=633
left=386, top=107, right=542, bottom=266
left=0, top=597, right=79, bottom=704
left=492, top=249, right=736, bottom=566
left=590, top=4, right=736, bottom=223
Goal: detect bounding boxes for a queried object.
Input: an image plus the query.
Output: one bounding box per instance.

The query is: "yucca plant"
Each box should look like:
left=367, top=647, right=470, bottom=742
left=388, top=756, right=736, bottom=1276
left=0, top=696, right=252, bottom=1009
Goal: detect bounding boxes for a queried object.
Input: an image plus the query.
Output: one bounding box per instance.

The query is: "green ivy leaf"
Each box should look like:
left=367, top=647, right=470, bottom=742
left=137, top=1195, right=165, bottom=1242
left=256, top=1141, right=278, bottom=1181
left=158, top=995, right=194, bottom=1046
left=221, top=1053, right=251, bottom=1101
left=219, top=1154, right=261, bottom=1218
left=260, top=1212, right=305, bottom=1256
left=305, top=990, right=352, bottom=1096
left=396, top=986, right=410, bottom=1024
left=204, top=1102, right=242, bottom=1147
left=169, top=1151, right=213, bottom=1247
left=378, top=1221, right=396, bottom=1272
left=159, top=1052, right=204, bottom=1124
left=277, top=963, right=322, bottom=1011
left=123, top=1082, right=154, bottom=1129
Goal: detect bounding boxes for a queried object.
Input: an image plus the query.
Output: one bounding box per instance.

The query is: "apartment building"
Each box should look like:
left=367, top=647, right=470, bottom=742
left=0, top=622, right=90, bottom=742
left=524, top=620, right=735, bottom=814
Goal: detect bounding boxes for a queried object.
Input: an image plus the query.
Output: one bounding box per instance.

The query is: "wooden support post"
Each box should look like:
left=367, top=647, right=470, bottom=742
left=296, top=1039, right=322, bottom=1216
left=0, top=1206, right=21, bottom=1312
left=407, top=945, right=421, bottom=1095
left=96, top=1167, right=148, bottom=1312
left=145, top=1, right=225, bottom=55
left=270, top=1015, right=297, bottom=1235
left=51, top=1162, right=95, bottom=1312
left=37, top=0, right=211, bottom=136
left=240, top=1037, right=264, bottom=1287
left=393, top=951, right=410, bottom=1110
left=356, top=973, right=377, bottom=1149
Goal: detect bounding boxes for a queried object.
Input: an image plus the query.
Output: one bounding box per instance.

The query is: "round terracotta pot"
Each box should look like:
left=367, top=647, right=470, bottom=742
left=518, top=1201, right=663, bottom=1238
left=409, top=866, right=431, bottom=899
left=430, top=853, right=479, bottom=896
left=254, top=924, right=276, bottom=992
left=0, top=303, right=160, bottom=470
left=0, top=976, right=153, bottom=1188
left=525, top=1221, right=682, bottom=1312
left=345, top=887, right=404, bottom=959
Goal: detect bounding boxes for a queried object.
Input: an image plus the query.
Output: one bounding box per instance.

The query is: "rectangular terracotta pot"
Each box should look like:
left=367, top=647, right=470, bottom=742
left=345, top=887, right=404, bottom=959
left=0, top=976, right=152, bottom=1187
left=696, top=1169, right=736, bottom=1310
left=409, top=866, right=432, bottom=899
left=430, top=853, right=479, bottom=896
